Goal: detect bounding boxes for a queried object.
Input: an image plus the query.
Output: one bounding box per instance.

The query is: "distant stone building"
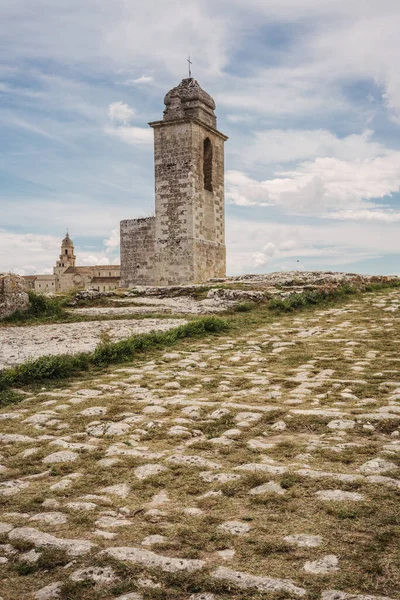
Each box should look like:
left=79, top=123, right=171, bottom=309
left=120, top=77, right=228, bottom=287
left=23, top=233, right=120, bottom=293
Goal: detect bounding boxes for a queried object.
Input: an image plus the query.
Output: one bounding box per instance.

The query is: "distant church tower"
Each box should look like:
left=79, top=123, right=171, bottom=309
left=54, top=232, right=76, bottom=276
left=120, top=77, right=228, bottom=287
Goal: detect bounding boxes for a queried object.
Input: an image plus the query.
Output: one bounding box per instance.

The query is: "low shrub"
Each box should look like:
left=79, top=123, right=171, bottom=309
left=28, top=291, right=65, bottom=316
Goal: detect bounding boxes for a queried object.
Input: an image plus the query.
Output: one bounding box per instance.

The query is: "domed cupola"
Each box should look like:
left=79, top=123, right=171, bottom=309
left=163, top=78, right=217, bottom=128
left=62, top=232, right=74, bottom=247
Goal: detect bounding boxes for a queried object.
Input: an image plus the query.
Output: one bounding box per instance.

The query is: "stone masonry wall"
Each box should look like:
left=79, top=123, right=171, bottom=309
left=190, top=121, right=226, bottom=281
left=151, top=120, right=226, bottom=285
left=193, top=240, right=226, bottom=282
left=0, top=273, right=30, bottom=319
left=153, top=121, right=195, bottom=285
left=120, top=217, right=156, bottom=287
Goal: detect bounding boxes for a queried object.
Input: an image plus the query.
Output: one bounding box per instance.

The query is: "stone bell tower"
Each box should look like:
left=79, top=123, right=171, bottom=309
left=120, top=77, right=228, bottom=287
left=54, top=232, right=76, bottom=276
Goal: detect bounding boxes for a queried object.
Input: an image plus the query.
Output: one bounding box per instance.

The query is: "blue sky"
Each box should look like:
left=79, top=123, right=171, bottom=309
left=1, top=0, right=400, bottom=276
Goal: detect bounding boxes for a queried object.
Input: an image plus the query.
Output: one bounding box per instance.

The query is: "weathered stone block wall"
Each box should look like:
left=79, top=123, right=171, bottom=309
left=190, top=121, right=226, bottom=281
left=150, top=120, right=226, bottom=285
left=0, top=273, right=30, bottom=319
left=120, top=217, right=156, bottom=287
left=193, top=240, right=226, bottom=282
left=153, top=122, right=195, bottom=285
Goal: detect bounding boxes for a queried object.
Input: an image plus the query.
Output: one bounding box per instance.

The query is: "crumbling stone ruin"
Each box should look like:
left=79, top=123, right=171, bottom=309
left=120, top=77, right=228, bottom=287
left=0, top=272, right=29, bottom=319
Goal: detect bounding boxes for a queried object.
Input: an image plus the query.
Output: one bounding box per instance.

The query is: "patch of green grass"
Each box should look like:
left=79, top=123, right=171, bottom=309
left=14, top=548, right=70, bottom=576
left=13, top=562, right=36, bottom=576
left=363, top=280, right=400, bottom=292
left=267, top=280, right=400, bottom=313
left=233, top=302, right=255, bottom=313
left=0, top=352, right=92, bottom=390
left=268, top=285, right=358, bottom=312
left=0, top=388, right=25, bottom=408
left=0, top=316, right=229, bottom=391
left=91, top=316, right=229, bottom=366
left=59, top=580, right=96, bottom=599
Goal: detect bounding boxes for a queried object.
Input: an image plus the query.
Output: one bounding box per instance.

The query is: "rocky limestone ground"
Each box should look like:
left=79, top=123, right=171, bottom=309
left=0, top=288, right=399, bottom=599
left=125, top=271, right=399, bottom=297
left=0, top=319, right=185, bottom=370
left=209, top=271, right=399, bottom=291
left=70, top=296, right=236, bottom=317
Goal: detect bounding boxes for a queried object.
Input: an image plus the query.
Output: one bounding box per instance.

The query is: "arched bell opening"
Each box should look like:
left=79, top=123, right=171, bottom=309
left=203, top=137, right=213, bottom=192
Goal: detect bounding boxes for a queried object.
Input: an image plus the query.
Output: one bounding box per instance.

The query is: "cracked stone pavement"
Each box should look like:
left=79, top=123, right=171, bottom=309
left=0, top=289, right=399, bottom=599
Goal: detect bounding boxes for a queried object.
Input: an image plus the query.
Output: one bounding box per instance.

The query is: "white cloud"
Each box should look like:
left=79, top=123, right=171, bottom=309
left=104, top=125, right=153, bottom=146
left=2, top=0, right=400, bottom=122
left=0, top=230, right=59, bottom=275
left=106, top=100, right=153, bottom=146
left=226, top=114, right=255, bottom=123
left=0, top=1, right=232, bottom=79
left=216, top=66, right=350, bottom=119
left=252, top=239, right=300, bottom=268
left=79, top=255, right=110, bottom=266
left=108, top=101, right=135, bottom=124
left=241, top=129, right=389, bottom=166
left=225, top=216, right=400, bottom=275
left=104, top=228, right=120, bottom=253
left=130, top=75, right=154, bottom=84
left=0, top=196, right=124, bottom=238
left=328, top=209, right=400, bottom=223
left=226, top=149, right=400, bottom=218
left=224, top=171, right=274, bottom=206
left=13, top=264, right=39, bottom=276
left=253, top=251, right=269, bottom=267
left=211, top=3, right=400, bottom=124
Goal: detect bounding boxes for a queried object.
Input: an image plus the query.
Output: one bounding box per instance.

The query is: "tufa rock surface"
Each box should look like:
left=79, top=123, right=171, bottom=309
left=0, top=273, right=29, bottom=320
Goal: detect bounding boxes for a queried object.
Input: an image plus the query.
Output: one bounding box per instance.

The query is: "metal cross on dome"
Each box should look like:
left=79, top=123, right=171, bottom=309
left=187, top=56, right=192, bottom=78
